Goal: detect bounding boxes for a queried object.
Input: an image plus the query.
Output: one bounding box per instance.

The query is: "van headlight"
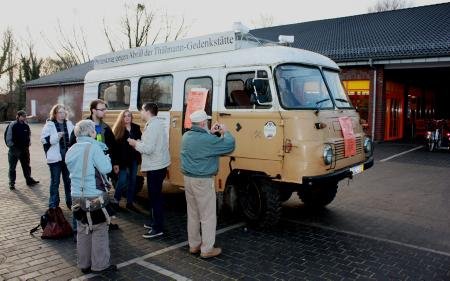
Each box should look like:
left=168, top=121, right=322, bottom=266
left=364, top=137, right=373, bottom=155
left=323, top=144, right=333, bottom=165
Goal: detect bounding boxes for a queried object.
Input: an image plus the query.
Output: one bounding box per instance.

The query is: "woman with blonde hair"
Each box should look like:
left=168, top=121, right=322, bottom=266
left=112, top=109, right=142, bottom=211
left=40, top=104, right=74, bottom=209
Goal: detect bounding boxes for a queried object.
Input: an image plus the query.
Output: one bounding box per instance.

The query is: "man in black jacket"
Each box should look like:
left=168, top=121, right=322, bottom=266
left=5, top=110, right=39, bottom=190
left=69, top=100, right=117, bottom=163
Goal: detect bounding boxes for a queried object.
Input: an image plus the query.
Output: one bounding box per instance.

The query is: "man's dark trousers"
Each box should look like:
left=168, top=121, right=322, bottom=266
left=147, top=167, right=167, bottom=233
left=8, top=146, right=32, bottom=185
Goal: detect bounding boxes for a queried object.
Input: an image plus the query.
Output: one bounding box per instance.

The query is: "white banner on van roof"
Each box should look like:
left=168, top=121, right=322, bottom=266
left=93, top=31, right=236, bottom=69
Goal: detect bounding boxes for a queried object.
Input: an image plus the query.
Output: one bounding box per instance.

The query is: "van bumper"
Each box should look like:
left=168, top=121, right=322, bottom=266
left=301, top=157, right=374, bottom=186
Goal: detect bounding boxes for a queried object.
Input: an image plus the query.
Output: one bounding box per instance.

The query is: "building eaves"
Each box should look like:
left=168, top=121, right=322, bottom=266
left=25, top=61, right=94, bottom=88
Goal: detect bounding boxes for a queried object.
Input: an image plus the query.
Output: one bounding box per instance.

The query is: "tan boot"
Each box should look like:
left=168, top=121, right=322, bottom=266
left=189, top=245, right=201, bottom=254
left=200, top=247, right=222, bottom=259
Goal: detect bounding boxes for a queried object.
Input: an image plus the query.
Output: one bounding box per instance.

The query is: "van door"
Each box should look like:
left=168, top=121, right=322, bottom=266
left=217, top=67, right=284, bottom=176
left=168, top=69, right=219, bottom=186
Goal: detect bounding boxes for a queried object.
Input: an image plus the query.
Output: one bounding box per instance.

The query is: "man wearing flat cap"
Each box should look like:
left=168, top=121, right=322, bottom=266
left=180, top=110, right=235, bottom=258
left=5, top=110, right=39, bottom=190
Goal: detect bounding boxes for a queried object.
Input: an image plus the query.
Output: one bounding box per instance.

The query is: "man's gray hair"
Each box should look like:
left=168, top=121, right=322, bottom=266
left=74, top=120, right=96, bottom=137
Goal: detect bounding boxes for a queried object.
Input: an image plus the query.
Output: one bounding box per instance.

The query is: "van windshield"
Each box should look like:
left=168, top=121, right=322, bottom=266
left=275, top=64, right=333, bottom=110
left=323, top=69, right=353, bottom=109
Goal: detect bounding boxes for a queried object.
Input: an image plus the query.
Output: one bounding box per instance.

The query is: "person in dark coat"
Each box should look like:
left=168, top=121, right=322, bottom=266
left=5, top=110, right=39, bottom=190
left=112, top=109, right=142, bottom=211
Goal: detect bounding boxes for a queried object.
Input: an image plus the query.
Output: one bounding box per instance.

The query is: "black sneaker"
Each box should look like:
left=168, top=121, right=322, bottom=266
left=26, top=179, right=39, bottom=186
left=9, top=183, right=15, bottom=190
left=142, top=229, right=163, bottom=239
left=126, top=204, right=139, bottom=212
left=91, top=264, right=117, bottom=273
left=143, top=223, right=152, bottom=229
left=109, top=223, right=119, bottom=231
left=81, top=267, right=91, bottom=274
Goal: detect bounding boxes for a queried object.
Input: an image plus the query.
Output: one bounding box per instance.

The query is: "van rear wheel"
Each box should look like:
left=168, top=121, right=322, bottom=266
left=298, top=184, right=338, bottom=208
left=238, top=177, right=281, bottom=228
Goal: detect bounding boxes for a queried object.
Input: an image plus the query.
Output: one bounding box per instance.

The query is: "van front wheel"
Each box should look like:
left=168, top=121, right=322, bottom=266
left=238, top=177, right=281, bottom=228
left=298, top=184, right=338, bottom=208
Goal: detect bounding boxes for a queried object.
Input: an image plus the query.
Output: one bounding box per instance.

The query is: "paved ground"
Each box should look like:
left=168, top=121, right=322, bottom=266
left=1, top=123, right=449, bottom=281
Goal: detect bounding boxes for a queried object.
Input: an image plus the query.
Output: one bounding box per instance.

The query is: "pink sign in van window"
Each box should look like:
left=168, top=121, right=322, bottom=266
left=184, top=88, right=208, bottom=129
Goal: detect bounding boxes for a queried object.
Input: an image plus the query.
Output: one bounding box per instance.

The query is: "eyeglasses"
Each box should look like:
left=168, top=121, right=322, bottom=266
left=95, top=108, right=107, bottom=112
left=57, top=111, right=66, bottom=114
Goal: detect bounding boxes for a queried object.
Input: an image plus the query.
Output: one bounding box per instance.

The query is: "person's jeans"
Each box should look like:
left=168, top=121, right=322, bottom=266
left=48, top=161, right=72, bottom=208
left=114, top=160, right=138, bottom=205
left=147, top=167, right=167, bottom=233
left=8, top=146, right=32, bottom=185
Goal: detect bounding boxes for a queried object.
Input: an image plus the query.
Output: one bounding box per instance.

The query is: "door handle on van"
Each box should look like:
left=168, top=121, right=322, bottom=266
left=171, top=117, right=178, bottom=128
left=219, top=113, right=231, bottom=116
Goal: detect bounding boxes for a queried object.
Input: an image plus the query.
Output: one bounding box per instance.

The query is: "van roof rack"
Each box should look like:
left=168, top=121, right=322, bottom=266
left=93, top=31, right=281, bottom=70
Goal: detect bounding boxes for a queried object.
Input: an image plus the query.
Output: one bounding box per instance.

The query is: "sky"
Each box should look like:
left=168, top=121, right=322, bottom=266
left=0, top=0, right=448, bottom=59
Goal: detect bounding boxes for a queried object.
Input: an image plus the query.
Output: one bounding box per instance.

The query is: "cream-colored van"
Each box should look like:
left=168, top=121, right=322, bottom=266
left=83, top=31, right=374, bottom=227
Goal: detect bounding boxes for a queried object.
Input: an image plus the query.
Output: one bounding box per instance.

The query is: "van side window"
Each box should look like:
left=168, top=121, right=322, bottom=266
left=138, top=75, right=173, bottom=110
left=98, top=80, right=131, bottom=109
left=184, top=77, right=213, bottom=116
left=225, top=72, right=271, bottom=109
left=183, top=77, right=213, bottom=132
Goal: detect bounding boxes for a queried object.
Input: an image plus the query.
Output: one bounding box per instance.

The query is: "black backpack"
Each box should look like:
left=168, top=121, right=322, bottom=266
left=3, top=123, right=10, bottom=146
left=29, top=212, right=49, bottom=235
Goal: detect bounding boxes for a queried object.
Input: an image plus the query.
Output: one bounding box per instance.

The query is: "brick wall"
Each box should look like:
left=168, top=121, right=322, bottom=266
left=340, top=66, right=385, bottom=141
left=26, top=84, right=84, bottom=122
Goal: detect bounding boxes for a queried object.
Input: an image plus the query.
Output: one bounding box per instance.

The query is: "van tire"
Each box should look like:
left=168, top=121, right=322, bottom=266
left=298, top=184, right=338, bottom=208
left=238, top=177, right=281, bottom=228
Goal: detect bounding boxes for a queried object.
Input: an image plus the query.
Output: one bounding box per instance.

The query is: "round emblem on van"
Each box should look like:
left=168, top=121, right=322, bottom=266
left=264, top=121, right=277, bottom=139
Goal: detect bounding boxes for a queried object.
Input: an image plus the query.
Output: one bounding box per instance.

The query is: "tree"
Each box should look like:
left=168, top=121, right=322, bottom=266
left=368, top=0, right=414, bottom=12
left=103, top=2, right=189, bottom=52
left=0, top=29, right=14, bottom=78
left=21, top=44, right=43, bottom=82
left=42, top=21, right=91, bottom=70
left=40, top=57, right=73, bottom=76
left=251, top=14, right=275, bottom=29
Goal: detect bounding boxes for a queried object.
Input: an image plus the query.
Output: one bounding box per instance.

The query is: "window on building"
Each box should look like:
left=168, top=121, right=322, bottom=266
left=342, top=80, right=370, bottom=124
left=342, top=80, right=370, bottom=133
left=225, top=71, right=271, bottom=109
left=138, top=75, right=173, bottom=110
left=98, top=80, right=131, bottom=110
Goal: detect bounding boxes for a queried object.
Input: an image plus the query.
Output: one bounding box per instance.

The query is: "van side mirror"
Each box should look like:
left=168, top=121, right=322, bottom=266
left=256, top=70, right=268, bottom=79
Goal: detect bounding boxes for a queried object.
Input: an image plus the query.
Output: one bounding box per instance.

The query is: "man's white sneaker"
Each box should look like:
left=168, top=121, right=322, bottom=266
left=142, top=229, right=163, bottom=239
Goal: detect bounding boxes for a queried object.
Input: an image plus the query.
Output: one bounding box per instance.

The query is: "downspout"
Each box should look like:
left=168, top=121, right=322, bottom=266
left=369, top=59, right=376, bottom=141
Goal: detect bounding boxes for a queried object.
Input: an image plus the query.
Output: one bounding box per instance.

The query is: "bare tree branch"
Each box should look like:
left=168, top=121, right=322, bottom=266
left=251, top=14, right=275, bottom=28
left=0, top=29, right=15, bottom=77
left=103, top=19, right=116, bottom=52
left=368, top=0, right=414, bottom=12
left=42, top=20, right=91, bottom=70
left=103, top=2, right=189, bottom=51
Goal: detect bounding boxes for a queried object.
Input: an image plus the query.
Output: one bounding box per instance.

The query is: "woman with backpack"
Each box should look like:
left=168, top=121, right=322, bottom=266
left=66, top=119, right=117, bottom=274
left=40, top=104, right=74, bottom=209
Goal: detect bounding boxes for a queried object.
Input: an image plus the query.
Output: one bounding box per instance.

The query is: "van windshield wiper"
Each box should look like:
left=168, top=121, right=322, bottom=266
left=334, top=98, right=349, bottom=103
left=315, top=98, right=330, bottom=114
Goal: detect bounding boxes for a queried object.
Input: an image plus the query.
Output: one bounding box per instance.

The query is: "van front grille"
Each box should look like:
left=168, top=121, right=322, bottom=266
left=334, top=137, right=363, bottom=161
